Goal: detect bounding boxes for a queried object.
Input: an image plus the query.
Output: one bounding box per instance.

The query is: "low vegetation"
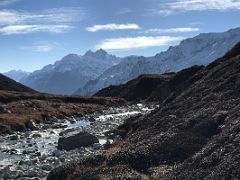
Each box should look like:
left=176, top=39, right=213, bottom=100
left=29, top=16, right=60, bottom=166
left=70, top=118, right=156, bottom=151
left=0, top=90, right=124, bottom=134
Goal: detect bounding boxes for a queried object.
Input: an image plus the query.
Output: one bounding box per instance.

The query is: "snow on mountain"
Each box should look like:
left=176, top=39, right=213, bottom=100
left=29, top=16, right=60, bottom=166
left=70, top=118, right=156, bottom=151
left=75, top=56, right=146, bottom=96
left=3, top=70, right=30, bottom=82
left=21, top=49, right=121, bottom=95
left=75, top=27, right=240, bottom=96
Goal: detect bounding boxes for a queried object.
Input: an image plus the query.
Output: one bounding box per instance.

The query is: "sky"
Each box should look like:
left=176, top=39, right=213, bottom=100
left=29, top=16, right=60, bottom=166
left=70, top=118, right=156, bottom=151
left=0, top=0, right=240, bottom=72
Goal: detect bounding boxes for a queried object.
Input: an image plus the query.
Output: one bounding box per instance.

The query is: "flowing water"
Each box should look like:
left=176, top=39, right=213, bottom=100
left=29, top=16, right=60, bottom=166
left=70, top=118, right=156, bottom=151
left=0, top=104, right=156, bottom=180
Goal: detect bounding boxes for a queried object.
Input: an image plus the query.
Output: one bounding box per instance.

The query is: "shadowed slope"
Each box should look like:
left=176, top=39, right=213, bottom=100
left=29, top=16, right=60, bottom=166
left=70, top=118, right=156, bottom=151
left=0, top=74, right=35, bottom=93
left=48, top=42, right=240, bottom=180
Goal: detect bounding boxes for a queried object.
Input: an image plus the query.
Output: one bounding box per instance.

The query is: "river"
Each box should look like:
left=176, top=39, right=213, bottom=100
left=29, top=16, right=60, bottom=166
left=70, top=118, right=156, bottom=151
left=0, top=104, right=156, bottom=180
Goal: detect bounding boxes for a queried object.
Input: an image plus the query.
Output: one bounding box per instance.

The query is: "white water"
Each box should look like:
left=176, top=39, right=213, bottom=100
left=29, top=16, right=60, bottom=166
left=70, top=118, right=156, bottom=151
left=0, top=104, right=156, bottom=179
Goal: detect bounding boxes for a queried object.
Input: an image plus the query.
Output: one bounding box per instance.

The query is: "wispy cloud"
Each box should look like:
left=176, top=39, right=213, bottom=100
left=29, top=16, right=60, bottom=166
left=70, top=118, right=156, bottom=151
left=140, top=27, right=200, bottom=34
left=152, top=0, right=240, bottom=15
left=96, top=36, right=184, bottom=50
left=116, top=8, right=134, bottom=15
left=20, top=42, right=60, bottom=52
left=0, top=7, right=85, bottom=34
left=0, top=0, right=19, bottom=6
left=0, top=25, right=73, bottom=35
left=86, top=23, right=140, bottom=32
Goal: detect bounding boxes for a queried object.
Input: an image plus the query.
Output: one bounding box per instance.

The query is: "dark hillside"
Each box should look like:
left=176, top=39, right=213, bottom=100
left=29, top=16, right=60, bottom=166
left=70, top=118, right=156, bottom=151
left=48, top=42, right=240, bottom=179
left=0, top=73, right=35, bottom=92
left=95, top=65, right=204, bottom=102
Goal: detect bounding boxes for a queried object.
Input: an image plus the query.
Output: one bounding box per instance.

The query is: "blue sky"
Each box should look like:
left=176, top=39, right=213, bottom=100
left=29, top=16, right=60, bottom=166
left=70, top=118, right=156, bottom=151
left=0, top=0, right=240, bottom=72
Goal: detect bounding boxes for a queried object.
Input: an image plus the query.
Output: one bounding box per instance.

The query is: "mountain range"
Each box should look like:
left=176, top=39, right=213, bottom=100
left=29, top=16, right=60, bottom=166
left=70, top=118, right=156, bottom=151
left=75, top=27, right=240, bottom=96
left=3, top=70, right=30, bottom=82
left=4, top=27, right=240, bottom=96
left=19, top=49, right=121, bottom=95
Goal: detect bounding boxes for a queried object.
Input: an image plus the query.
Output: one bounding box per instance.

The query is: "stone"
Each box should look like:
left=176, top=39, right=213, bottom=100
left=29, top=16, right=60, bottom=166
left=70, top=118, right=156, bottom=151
left=42, top=164, right=52, bottom=171
left=25, top=120, right=38, bottom=130
left=49, top=130, right=57, bottom=135
left=9, top=134, right=19, bottom=140
left=32, top=133, right=42, bottom=138
left=22, top=150, right=34, bottom=155
left=35, top=152, right=41, bottom=156
left=0, top=104, right=8, bottom=113
left=89, top=117, right=96, bottom=122
left=69, top=119, right=76, bottom=124
left=58, top=129, right=99, bottom=150
left=10, top=148, right=19, bottom=154
left=59, top=128, right=76, bottom=136
left=52, top=150, right=61, bottom=157
left=26, top=171, right=38, bottom=178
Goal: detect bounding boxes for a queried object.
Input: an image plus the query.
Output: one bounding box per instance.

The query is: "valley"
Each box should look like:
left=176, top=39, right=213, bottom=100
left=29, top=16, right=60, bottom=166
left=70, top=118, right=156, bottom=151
left=47, top=42, right=240, bottom=179
left=2, top=42, right=240, bottom=179
left=0, top=104, right=155, bottom=179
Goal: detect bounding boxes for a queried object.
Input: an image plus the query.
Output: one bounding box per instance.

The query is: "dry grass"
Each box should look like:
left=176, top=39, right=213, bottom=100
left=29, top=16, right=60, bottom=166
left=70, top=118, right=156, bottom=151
left=0, top=90, right=125, bottom=134
left=105, top=141, right=126, bottom=157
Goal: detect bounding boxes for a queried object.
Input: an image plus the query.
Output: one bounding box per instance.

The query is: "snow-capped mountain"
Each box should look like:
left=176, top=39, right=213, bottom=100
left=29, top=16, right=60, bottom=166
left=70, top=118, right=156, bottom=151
left=74, top=56, right=147, bottom=96
left=21, top=49, right=121, bottom=95
left=75, top=27, right=240, bottom=96
left=3, top=70, right=30, bottom=82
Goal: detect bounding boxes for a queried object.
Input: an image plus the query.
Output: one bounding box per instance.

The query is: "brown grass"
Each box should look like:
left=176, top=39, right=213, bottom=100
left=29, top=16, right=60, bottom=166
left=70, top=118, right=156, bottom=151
left=0, top=90, right=125, bottom=134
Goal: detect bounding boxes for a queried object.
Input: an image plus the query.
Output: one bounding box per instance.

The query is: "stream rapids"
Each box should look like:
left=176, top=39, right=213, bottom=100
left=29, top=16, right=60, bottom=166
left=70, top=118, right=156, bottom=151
left=0, top=104, right=156, bottom=180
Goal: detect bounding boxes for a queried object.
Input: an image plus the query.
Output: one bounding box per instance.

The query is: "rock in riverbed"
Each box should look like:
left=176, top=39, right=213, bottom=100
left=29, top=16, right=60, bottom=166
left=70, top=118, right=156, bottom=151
left=58, top=129, right=99, bottom=150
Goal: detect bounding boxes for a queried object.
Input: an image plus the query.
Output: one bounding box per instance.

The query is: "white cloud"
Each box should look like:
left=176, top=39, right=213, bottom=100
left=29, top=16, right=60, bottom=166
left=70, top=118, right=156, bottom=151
left=153, top=0, right=240, bottom=15
left=141, top=27, right=200, bottom=34
left=0, top=7, right=85, bottom=34
left=0, top=25, right=73, bottom=35
left=21, top=42, right=60, bottom=52
left=96, top=36, right=184, bottom=50
left=0, top=0, right=19, bottom=6
left=86, top=23, right=140, bottom=32
left=0, top=8, right=85, bottom=25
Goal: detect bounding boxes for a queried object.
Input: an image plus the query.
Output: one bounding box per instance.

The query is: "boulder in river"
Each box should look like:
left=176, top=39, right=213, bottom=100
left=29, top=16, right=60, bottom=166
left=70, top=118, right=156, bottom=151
left=25, top=120, right=38, bottom=130
left=58, top=129, right=99, bottom=150
left=9, top=134, right=19, bottom=140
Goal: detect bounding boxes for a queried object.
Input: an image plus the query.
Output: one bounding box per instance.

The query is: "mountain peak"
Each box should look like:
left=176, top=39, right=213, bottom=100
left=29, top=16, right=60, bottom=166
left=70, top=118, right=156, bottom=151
left=84, top=50, right=94, bottom=56
left=84, top=49, right=108, bottom=58
left=62, top=54, right=80, bottom=60
left=95, top=49, right=107, bottom=55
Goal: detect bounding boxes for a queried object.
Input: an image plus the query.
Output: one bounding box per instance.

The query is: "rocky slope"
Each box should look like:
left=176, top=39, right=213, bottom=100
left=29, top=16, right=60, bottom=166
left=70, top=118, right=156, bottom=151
left=0, top=73, right=34, bottom=92
left=95, top=65, right=203, bottom=102
left=48, top=42, right=240, bottom=179
left=21, top=49, right=121, bottom=95
left=76, top=27, right=240, bottom=96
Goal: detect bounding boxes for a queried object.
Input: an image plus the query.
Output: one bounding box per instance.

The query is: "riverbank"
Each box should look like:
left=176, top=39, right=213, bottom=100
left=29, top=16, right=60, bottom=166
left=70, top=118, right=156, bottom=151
left=0, top=90, right=125, bottom=134
left=0, top=104, right=156, bottom=179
